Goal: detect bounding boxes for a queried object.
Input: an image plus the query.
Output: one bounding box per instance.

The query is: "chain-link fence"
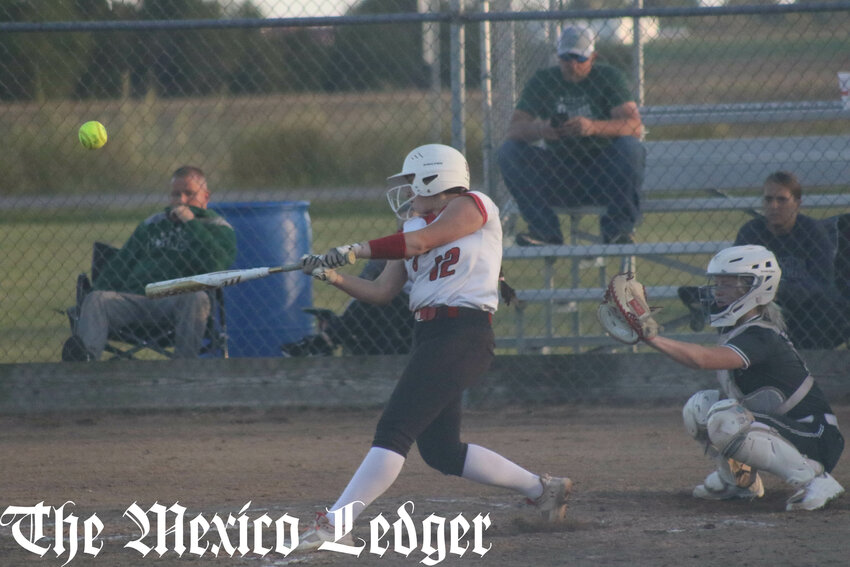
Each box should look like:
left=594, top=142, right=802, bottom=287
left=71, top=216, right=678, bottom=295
left=1, top=0, right=849, bottom=364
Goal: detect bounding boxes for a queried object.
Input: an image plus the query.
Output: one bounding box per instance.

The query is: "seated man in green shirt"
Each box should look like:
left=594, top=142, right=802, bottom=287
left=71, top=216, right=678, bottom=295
left=498, top=25, right=645, bottom=245
left=62, top=166, right=237, bottom=360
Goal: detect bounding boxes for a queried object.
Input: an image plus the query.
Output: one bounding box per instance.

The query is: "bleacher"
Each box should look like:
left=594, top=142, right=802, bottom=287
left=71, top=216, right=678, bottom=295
left=497, top=101, right=850, bottom=351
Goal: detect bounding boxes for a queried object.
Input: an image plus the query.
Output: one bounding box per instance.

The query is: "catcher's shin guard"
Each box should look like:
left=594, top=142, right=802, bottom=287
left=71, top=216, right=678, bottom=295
left=723, top=427, right=822, bottom=488
left=707, top=400, right=821, bottom=488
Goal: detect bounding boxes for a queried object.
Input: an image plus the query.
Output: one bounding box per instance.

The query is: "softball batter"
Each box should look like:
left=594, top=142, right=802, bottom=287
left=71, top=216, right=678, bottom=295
left=296, top=143, right=571, bottom=550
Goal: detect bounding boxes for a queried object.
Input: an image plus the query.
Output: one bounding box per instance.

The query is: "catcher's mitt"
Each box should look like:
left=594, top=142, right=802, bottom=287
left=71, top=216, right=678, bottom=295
left=597, top=272, right=660, bottom=344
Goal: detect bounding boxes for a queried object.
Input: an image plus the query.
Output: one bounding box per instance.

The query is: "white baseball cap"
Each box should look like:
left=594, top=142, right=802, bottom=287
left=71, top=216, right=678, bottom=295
left=557, top=25, right=595, bottom=61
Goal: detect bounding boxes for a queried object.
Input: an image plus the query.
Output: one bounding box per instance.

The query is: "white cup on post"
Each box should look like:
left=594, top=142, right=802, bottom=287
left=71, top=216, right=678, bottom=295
left=839, top=72, right=850, bottom=111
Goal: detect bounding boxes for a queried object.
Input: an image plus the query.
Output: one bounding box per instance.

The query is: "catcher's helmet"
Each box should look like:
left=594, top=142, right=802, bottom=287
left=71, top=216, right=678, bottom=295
left=704, top=245, right=781, bottom=327
left=386, top=144, right=470, bottom=220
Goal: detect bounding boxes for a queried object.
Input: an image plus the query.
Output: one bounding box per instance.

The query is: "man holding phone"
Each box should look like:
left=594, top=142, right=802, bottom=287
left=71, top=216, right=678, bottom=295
left=498, top=25, right=645, bottom=246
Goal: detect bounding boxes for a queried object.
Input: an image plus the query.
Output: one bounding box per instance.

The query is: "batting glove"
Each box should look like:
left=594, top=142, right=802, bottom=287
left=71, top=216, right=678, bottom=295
left=300, top=254, right=325, bottom=275
left=323, top=244, right=359, bottom=268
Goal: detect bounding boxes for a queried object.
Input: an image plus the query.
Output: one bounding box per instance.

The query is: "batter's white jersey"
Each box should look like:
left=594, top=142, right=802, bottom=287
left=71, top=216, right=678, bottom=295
left=403, top=191, right=502, bottom=313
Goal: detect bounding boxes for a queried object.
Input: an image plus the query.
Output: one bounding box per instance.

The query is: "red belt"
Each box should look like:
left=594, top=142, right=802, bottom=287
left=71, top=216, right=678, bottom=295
left=414, top=306, right=492, bottom=323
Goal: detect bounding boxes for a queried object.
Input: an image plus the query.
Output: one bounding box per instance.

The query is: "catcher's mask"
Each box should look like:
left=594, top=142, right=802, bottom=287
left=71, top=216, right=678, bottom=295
left=703, top=245, right=781, bottom=327
left=386, top=143, right=470, bottom=220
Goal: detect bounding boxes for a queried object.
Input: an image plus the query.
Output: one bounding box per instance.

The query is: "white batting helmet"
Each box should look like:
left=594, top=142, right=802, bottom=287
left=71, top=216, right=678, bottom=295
left=705, top=245, right=782, bottom=327
left=386, top=144, right=470, bottom=220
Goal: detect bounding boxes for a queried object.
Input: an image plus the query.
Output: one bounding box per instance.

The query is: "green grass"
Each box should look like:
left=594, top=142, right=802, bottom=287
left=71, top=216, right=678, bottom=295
left=1, top=212, right=142, bottom=363
left=7, top=201, right=843, bottom=363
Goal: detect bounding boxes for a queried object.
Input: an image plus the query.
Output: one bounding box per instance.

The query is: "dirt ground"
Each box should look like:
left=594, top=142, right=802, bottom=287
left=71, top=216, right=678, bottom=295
left=1, top=403, right=848, bottom=567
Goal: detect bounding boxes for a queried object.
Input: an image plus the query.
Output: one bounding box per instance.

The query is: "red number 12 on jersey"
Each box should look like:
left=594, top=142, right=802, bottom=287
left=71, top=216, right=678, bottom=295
left=429, top=247, right=460, bottom=281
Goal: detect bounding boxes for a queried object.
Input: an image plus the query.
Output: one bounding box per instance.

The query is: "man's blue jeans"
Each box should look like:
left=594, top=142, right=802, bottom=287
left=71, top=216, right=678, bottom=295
left=497, top=136, right=645, bottom=243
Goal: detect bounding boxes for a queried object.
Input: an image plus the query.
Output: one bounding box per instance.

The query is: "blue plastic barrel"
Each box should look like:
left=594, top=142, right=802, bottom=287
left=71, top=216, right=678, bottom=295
left=210, top=201, right=312, bottom=357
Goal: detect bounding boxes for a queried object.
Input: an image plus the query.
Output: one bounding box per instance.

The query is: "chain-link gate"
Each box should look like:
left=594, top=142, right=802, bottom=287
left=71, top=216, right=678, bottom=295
left=1, top=0, right=849, bottom=367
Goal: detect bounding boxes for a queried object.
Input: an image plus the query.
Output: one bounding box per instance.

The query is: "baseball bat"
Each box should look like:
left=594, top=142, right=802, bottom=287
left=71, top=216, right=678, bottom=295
left=145, top=248, right=356, bottom=299
left=145, top=264, right=302, bottom=299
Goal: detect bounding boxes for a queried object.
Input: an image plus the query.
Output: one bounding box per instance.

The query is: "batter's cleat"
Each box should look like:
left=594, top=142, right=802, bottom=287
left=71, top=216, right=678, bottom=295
left=693, top=471, right=764, bottom=500
left=786, top=472, right=844, bottom=511
left=528, top=474, right=573, bottom=521
left=296, top=512, right=355, bottom=552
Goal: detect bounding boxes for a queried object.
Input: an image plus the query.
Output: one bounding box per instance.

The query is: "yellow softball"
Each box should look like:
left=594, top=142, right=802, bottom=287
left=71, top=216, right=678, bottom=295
left=78, top=120, right=107, bottom=150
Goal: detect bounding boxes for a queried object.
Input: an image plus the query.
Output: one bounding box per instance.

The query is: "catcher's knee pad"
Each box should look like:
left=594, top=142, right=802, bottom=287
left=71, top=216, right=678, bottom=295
left=705, top=399, right=754, bottom=455
left=683, top=390, right=722, bottom=441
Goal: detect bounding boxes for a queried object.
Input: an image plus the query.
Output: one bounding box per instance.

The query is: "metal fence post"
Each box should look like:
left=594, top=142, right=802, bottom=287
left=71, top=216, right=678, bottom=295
left=450, top=0, right=466, bottom=152
left=480, top=0, right=494, bottom=195
left=419, top=0, right=442, bottom=144
left=632, top=0, right=645, bottom=109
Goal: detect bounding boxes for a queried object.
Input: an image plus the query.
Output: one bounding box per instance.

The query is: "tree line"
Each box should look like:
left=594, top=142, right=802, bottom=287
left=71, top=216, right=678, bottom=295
left=0, top=0, right=488, bottom=101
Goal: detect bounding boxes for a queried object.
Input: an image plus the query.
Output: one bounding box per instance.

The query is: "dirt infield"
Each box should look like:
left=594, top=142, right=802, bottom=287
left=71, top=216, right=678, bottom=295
left=1, top=404, right=847, bottom=566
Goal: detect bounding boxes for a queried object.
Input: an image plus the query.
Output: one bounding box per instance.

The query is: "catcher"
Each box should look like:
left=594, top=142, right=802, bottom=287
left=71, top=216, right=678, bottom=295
left=598, top=245, right=844, bottom=511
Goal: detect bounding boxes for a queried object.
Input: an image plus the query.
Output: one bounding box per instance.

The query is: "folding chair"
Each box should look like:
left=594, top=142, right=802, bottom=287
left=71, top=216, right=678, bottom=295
left=64, top=242, right=228, bottom=360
